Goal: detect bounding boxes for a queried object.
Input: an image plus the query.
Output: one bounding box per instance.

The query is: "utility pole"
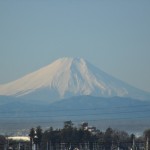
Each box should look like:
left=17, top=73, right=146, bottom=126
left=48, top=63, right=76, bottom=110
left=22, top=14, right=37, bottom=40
left=18, top=142, right=20, bottom=150
left=117, top=141, right=120, bottom=150
left=4, top=142, right=7, bottom=150
left=132, top=136, right=135, bottom=150
left=131, top=134, right=135, bottom=150
left=146, top=137, right=149, bottom=150
left=46, top=141, right=49, bottom=150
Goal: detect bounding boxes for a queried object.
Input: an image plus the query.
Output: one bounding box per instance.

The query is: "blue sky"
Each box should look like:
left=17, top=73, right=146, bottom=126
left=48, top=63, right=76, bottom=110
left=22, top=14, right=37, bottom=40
left=0, top=1, right=150, bottom=92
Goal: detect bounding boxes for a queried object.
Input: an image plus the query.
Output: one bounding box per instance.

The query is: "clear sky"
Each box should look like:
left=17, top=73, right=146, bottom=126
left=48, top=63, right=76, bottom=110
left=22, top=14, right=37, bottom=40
left=0, top=1, right=150, bottom=92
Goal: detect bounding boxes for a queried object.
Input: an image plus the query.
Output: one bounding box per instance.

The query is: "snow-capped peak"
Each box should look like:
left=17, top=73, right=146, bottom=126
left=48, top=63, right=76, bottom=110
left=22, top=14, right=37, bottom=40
left=0, top=57, right=149, bottom=102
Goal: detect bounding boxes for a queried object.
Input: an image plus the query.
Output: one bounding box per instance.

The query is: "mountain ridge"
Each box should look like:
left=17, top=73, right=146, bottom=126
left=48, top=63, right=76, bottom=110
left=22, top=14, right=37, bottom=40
left=0, top=57, right=150, bottom=102
left=0, top=95, right=150, bottom=132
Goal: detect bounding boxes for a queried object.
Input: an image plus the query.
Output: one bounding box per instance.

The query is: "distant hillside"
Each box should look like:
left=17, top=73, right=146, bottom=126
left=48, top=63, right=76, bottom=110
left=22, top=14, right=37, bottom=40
left=0, top=95, right=150, bottom=133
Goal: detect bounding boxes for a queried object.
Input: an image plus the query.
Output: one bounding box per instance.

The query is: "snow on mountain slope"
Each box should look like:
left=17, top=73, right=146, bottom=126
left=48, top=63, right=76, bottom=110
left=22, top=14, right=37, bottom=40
left=0, top=57, right=149, bottom=102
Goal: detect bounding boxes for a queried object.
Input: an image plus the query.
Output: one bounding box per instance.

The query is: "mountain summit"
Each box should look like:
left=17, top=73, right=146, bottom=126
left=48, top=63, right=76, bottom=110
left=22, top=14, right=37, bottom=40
left=0, top=57, right=149, bottom=102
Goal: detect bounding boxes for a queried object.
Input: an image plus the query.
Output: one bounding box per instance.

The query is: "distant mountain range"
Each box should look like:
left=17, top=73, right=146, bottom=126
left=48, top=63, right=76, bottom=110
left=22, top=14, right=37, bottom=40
left=0, top=57, right=150, bottom=102
left=0, top=95, right=150, bottom=133
left=0, top=57, right=150, bottom=133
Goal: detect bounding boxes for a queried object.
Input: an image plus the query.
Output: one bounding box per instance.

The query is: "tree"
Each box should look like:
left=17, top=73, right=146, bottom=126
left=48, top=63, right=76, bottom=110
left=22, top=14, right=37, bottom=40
left=144, top=129, right=150, bottom=139
left=64, top=120, right=73, bottom=129
left=61, top=122, right=73, bottom=143
left=29, top=128, right=35, bottom=149
left=104, top=127, right=114, bottom=150
left=144, top=129, right=150, bottom=150
left=113, top=130, right=129, bottom=149
left=130, top=134, right=136, bottom=150
left=29, top=126, right=43, bottom=150
left=0, top=135, right=6, bottom=150
left=36, top=126, right=43, bottom=149
left=29, top=128, right=35, bottom=139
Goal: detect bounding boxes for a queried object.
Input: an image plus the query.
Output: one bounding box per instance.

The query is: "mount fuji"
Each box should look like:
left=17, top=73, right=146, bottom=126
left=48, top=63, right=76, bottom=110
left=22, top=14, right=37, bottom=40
left=0, top=57, right=150, bottom=103
left=1, top=57, right=150, bottom=132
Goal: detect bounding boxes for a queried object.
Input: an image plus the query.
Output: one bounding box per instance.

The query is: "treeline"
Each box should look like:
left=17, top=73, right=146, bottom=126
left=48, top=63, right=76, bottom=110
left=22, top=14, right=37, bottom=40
left=28, top=121, right=150, bottom=150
